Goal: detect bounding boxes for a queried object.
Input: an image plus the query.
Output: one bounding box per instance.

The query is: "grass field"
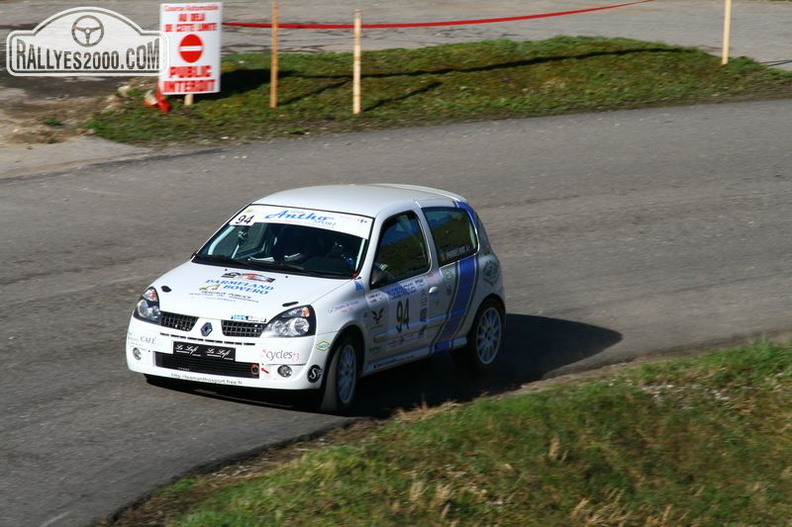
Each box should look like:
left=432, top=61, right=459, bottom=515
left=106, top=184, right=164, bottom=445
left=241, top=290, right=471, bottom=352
left=84, top=37, right=792, bottom=145
left=101, top=341, right=791, bottom=526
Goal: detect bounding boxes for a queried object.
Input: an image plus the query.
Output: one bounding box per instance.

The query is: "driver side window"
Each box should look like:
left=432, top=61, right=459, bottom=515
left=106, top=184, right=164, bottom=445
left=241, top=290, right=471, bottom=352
left=372, top=212, right=429, bottom=287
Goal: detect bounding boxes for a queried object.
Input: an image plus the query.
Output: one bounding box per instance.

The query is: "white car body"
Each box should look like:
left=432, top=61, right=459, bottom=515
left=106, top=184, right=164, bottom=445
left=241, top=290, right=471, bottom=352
left=126, top=184, right=504, bottom=412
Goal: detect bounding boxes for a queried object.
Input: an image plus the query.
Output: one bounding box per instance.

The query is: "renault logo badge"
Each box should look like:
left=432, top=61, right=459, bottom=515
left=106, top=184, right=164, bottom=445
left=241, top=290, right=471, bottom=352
left=201, top=322, right=213, bottom=336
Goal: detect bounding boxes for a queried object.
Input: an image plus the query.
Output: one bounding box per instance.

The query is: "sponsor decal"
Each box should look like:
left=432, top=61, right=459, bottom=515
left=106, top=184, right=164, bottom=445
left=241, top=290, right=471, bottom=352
left=170, top=372, right=244, bottom=385
left=307, top=365, right=323, bottom=383
left=371, top=352, right=419, bottom=370
left=203, top=279, right=275, bottom=294
left=329, top=299, right=361, bottom=314
left=222, top=271, right=275, bottom=283
left=371, top=308, right=384, bottom=324
left=7, top=7, right=166, bottom=76
left=193, top=279, right=275, bottom=303
left=420, top=289, right=428, bottom=307
left=127, top=333, right=157, bottom=353
left=231, top=314, right=267, bottom=323
left=384, top=281, right=417, bottom=300
left=315, top=341, right=331, bottom=352
left=262, top=349, right=302, bottom=363
left=191, top=291, right=259, bottom=304
left=367, top=291, right=386, bottom=304
left=173, top=341, right=235, bottom=361
left=230, top=205, right=372, bottom=239
left=266, top=209, right=334, bottom=224
left=482, top=260, right=500, bottom=286
left=441, top=245, right=472, bottom=262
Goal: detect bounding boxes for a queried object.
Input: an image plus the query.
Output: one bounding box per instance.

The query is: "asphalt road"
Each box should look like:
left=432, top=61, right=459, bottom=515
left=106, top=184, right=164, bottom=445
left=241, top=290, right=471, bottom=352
left=1, top=1, right=791, bottom=526
left=1, top=99, right=791, bottom=527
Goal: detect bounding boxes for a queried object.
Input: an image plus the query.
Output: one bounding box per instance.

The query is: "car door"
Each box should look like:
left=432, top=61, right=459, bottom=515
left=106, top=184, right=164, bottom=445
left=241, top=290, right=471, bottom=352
left=421, top=205, right=481, bottom=353
left=364, top=210, right=437, bottom=366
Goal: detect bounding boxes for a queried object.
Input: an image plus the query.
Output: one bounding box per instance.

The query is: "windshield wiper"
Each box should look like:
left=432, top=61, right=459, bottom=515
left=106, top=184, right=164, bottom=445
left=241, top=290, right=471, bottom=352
left=248, top=259, right=335, bottom=278
left=257, top=260, right=313, bottom=273
left=192, top=254, right=253, bottom=269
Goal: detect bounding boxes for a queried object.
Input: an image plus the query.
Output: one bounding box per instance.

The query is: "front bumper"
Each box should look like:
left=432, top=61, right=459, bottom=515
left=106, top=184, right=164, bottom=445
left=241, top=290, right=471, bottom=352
left=126, top=317, right=334, bottom=390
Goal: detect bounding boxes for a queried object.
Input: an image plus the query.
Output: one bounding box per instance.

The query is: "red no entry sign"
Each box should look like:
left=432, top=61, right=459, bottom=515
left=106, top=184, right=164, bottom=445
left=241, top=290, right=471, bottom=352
left=179, top=33, right=203, bottom=63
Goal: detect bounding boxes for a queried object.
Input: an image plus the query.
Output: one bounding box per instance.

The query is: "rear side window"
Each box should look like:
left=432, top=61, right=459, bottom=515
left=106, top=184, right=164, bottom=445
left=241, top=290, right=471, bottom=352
left=423, top=207, right=478, bottom=266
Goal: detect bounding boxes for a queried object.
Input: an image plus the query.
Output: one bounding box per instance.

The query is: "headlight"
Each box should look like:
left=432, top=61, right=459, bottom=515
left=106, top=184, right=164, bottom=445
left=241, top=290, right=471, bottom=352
left=134, top=287, right=162, bottom=324
left=263, top=306, right=315, bottom=337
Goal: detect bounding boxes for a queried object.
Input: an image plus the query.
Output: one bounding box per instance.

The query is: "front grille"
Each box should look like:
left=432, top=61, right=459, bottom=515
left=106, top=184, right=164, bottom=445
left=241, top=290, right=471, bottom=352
left=156, top=352, right=260, bottom=379
left=161, top=312, right=198, bottom=332
left=222, top=320, right=266, bottom=338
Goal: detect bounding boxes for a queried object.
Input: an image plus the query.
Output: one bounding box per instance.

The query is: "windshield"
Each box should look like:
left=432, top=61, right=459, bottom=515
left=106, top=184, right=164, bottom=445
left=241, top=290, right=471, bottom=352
left=193, top=205, right=372, bottom=279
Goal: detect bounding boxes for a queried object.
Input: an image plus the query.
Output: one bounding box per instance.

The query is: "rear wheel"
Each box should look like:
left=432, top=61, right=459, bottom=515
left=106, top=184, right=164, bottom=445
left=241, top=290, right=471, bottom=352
left=453, top=298, right=504, bottom=375
left=319, top=334, right=359, bottom=414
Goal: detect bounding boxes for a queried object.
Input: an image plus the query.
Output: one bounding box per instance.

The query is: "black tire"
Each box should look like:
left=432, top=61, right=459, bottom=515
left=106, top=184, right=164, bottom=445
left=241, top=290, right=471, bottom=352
left=453, top=298, right=504, bottom=376
left=318, top=334, right=359, bottom=414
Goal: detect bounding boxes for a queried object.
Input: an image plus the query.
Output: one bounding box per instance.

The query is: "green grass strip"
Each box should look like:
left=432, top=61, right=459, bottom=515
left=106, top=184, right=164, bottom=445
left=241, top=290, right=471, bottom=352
left=85, top=37, right=792, bottom=145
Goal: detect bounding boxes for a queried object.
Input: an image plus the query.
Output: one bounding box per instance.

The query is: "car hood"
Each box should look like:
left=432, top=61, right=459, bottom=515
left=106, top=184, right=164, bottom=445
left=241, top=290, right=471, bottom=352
left=150, top=261, right=349, bottom=322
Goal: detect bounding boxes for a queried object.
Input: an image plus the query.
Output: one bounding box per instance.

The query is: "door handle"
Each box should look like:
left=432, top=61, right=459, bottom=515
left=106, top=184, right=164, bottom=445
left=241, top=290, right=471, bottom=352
left=428, top=286, right=439, bottom=295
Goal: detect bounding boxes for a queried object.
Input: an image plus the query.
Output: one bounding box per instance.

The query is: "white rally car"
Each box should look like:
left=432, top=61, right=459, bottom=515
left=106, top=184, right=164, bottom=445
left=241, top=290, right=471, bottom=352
left=127, top=184, right=504, bottom=413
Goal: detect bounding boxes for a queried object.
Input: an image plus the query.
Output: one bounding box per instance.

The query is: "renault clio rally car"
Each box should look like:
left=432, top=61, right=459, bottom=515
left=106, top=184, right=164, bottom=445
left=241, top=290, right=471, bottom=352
left=127, top=184, right=505, bottom=413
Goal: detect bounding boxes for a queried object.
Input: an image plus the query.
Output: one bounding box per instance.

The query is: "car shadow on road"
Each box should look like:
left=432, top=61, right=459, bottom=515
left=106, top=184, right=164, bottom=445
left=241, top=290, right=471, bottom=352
left=350, top=314, right=622, bottom=417
left=170, top=313, right=621, bottom=418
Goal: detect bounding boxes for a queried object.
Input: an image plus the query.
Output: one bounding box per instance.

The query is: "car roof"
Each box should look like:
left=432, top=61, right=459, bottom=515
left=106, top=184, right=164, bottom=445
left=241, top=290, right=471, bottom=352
left=251, top=184, right=467, bottom=217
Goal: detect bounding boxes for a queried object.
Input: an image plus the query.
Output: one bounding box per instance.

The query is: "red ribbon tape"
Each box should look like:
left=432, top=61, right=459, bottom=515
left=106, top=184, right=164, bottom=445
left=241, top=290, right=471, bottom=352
left=223, top=0, right=653, bottom=30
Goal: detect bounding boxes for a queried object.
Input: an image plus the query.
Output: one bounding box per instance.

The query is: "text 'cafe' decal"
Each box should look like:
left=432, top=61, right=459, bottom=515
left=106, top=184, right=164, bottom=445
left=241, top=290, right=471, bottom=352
left=160, top=2, right=221, bottom=95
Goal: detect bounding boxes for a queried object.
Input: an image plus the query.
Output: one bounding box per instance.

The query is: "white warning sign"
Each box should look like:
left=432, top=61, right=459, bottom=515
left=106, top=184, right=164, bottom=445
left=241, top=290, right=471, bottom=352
left=160, top=2, right=221, bottom=95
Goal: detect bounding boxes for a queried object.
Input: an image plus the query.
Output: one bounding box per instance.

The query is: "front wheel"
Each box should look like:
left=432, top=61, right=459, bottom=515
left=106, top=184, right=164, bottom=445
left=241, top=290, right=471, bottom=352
left=318, top=334, right=359, bottom=414
left=453, top=298, right=504, bottom=376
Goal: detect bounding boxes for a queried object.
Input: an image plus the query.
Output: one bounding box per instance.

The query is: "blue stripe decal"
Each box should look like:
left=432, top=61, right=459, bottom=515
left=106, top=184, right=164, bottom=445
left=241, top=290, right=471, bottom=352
left=432, top=201, right=479, bottom=352
left=456, top=201, right=481, bottom=320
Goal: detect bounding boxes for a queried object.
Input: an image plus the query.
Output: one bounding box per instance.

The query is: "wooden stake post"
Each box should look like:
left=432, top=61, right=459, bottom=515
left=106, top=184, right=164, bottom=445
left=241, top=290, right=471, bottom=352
left=353, top=10, right=361, bottom=114
left=721, top=0, right=733, bottom=65
left=271, top=0, right=280, bottom=108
